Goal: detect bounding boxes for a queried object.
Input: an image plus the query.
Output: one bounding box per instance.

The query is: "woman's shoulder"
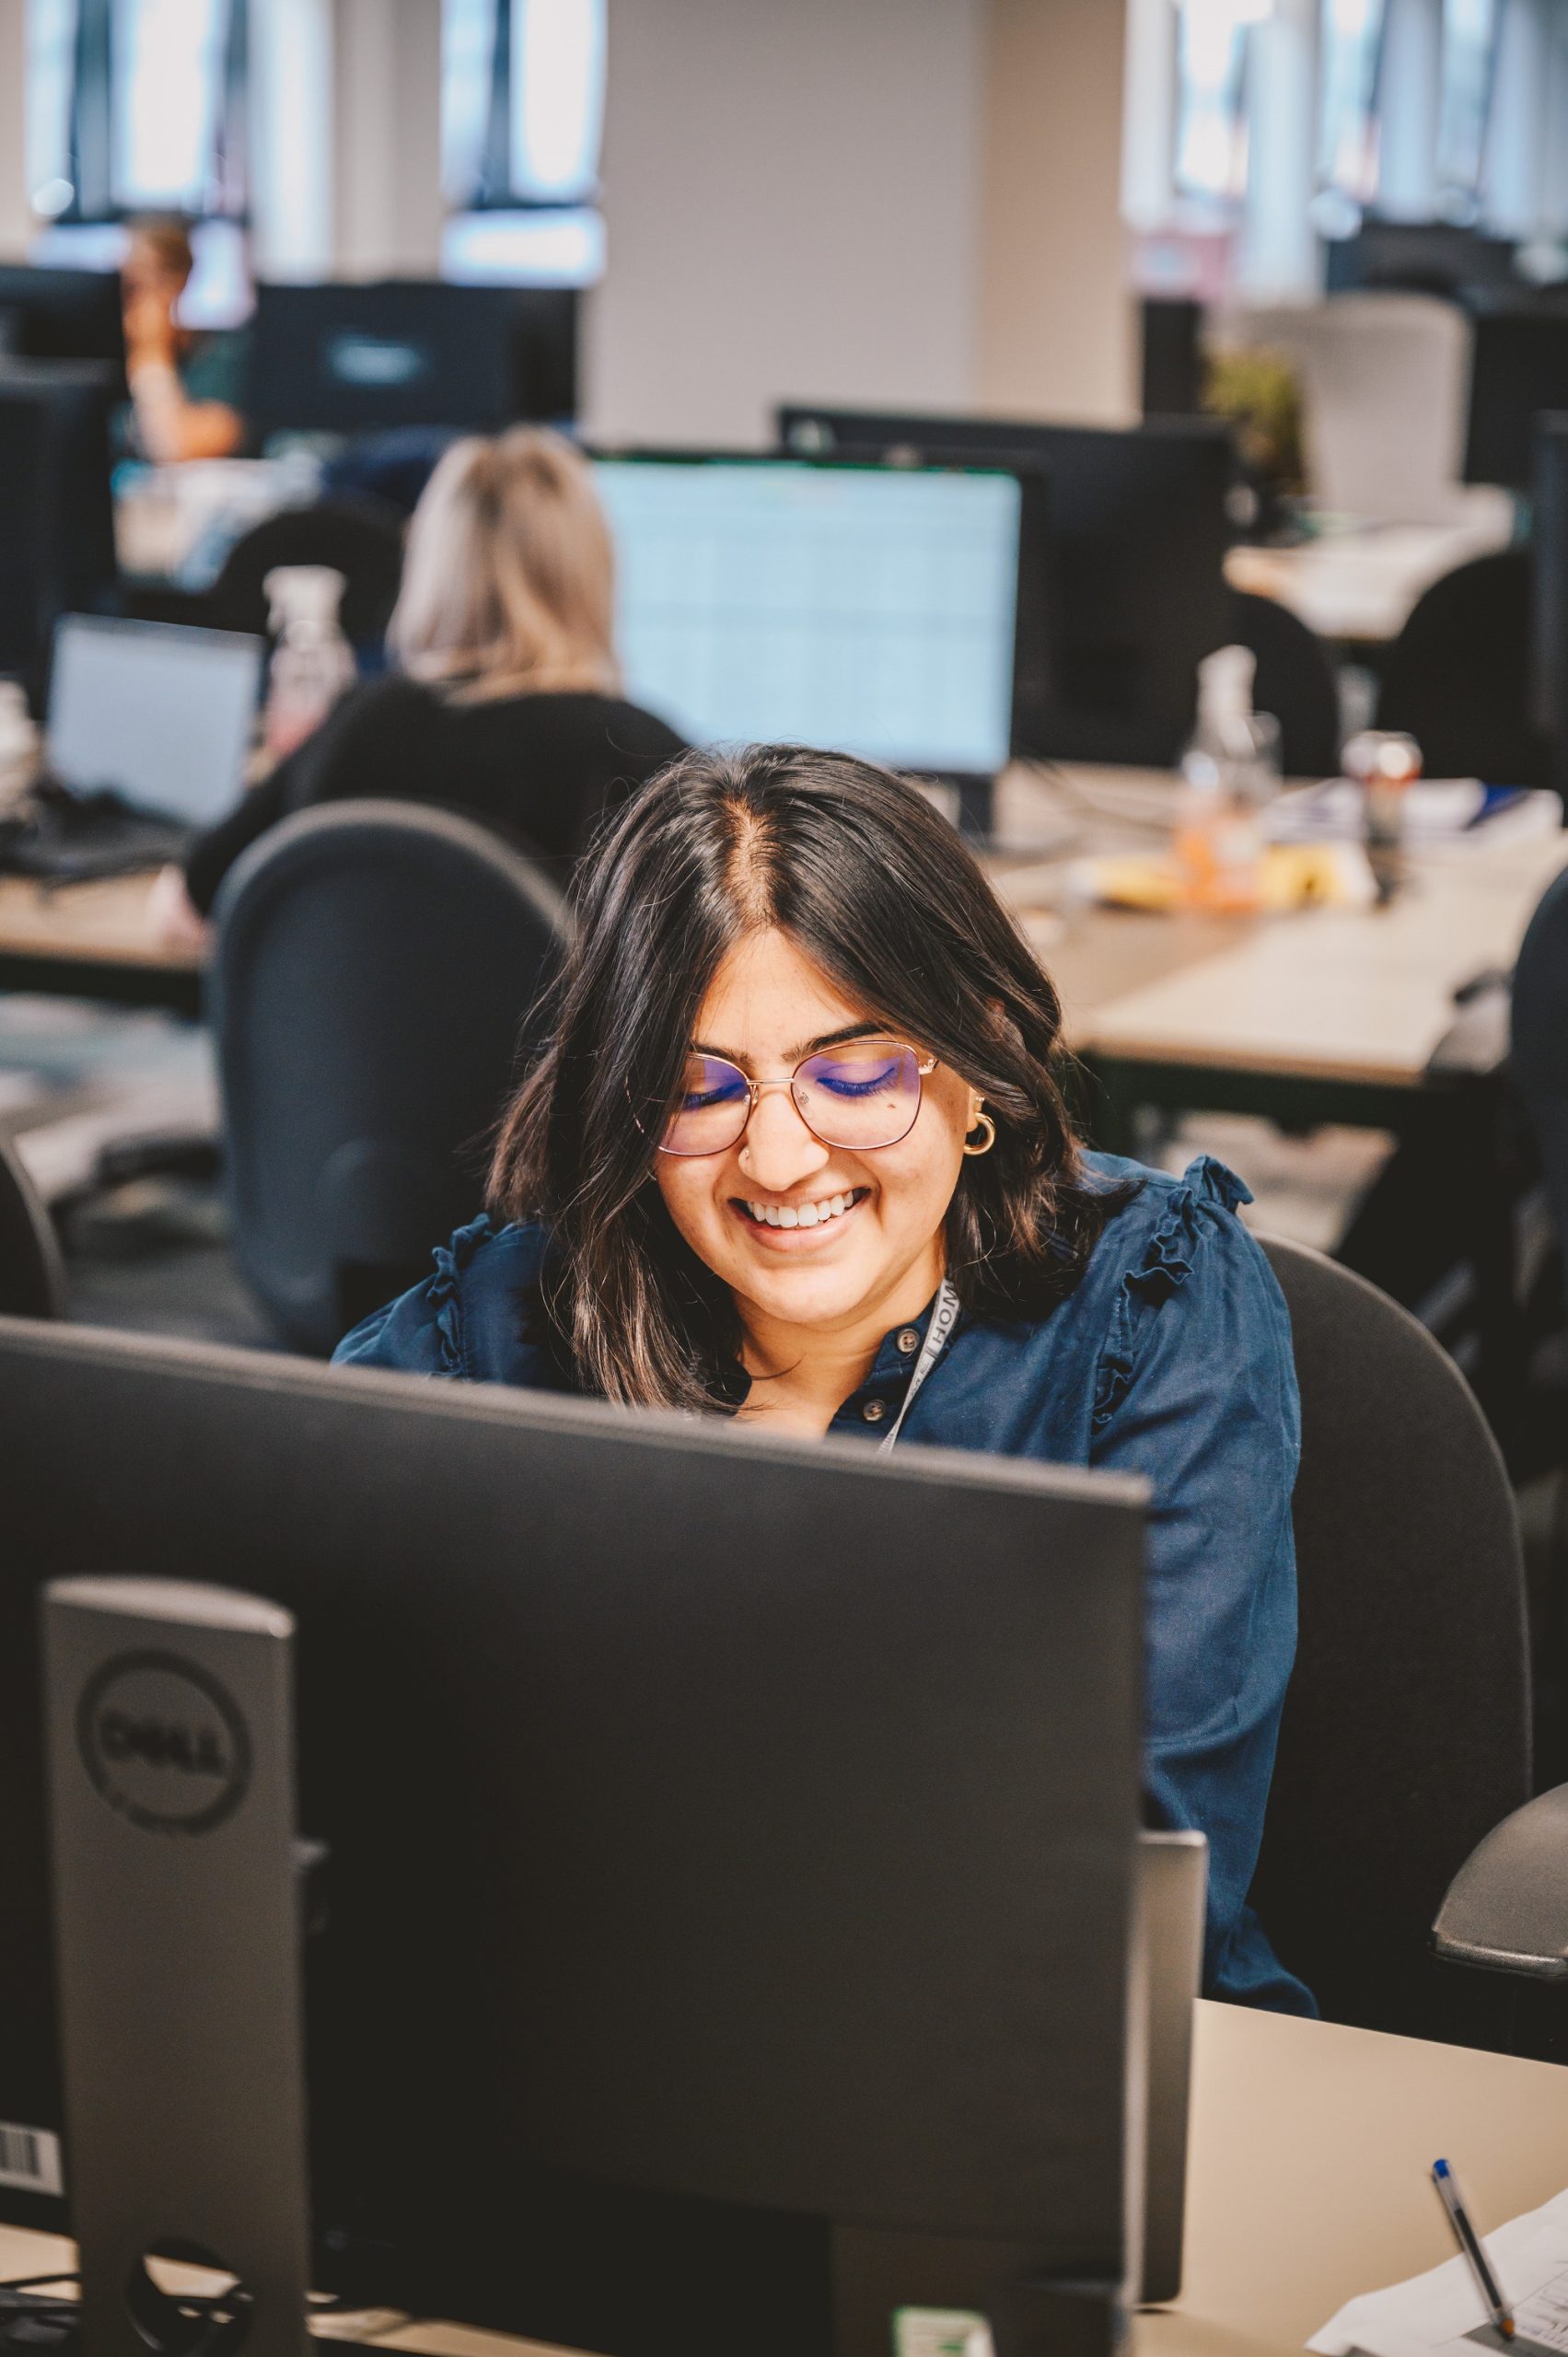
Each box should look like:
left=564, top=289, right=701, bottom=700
left=522, top=691, right=687, bottom=762
left=1070, top=1147, right=1278, bottom=1306
left=331, top=1213, right=563, bottom=1386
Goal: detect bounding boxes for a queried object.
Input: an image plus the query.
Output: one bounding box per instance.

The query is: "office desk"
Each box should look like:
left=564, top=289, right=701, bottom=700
left=1225, top=514, right=1513, bottom=646
left=2, top=2002, right=1562, bottom=2357
left=0, top=875, right=202, bottom=1016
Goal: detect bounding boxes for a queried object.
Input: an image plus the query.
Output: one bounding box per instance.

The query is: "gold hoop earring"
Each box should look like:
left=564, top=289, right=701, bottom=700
left=963, top=1111, right=996, bottom=1157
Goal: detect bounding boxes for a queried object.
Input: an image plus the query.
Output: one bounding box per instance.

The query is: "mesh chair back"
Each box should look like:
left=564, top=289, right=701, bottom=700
left=1251, top=1236, right=1530, bottom=2041
left=207, top=495, right=405, bottom=651
left=1228, top=587, right=1342, bottom=779
left=0, top=1134, right=64, bottom=1318
left=1512, top=863, right=1568, bottom=1280
left=210, top=800, right=571, bottom=1356
left=1377, top=549, right=1550, bottom=786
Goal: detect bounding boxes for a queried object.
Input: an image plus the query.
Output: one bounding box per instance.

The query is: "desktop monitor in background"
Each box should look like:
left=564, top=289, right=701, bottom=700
left=45, top=615, right=264, bottom=825
left=0, top=266, right=127, bottom=394
left=590, top=452, right=1045, bottom=802
left=0, top=363, right=120, bottom=703
left=0, top=1317, right=1147, bottom=2357
left=1531, top=412, right=1568, bottom=803
left=1463, top=294, right=1568, bottom=491
left=1325, top=219, right=1519, bottom=300
left=778, top=405, right=1234, bottom=769
left=1141, top=297, right=1205, bottom=419
left=247, top=281, right=577, bottom=437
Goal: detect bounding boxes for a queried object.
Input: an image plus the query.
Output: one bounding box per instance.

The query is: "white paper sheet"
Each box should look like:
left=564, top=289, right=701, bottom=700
left=1310, top=2186, right=1568, bottom=2356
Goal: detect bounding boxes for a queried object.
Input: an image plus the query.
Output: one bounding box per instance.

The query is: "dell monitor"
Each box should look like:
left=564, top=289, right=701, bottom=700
left=1463, top=293, right=1568, bottom=491
left=0, top=362, right=120, bottom=702
left=589, top=451, right=1046, bottom=811
left=777, top=406, right=1236, bottom=769
left=0, top=265, right=126, bottom=394
left=0, top=1314, right=1149, bottom=2357
left=246, top=280, right=577, bottom=437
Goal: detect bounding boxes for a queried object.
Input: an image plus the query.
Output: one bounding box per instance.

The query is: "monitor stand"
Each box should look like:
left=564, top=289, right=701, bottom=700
left=42, top=1575, right=312, bottom=2357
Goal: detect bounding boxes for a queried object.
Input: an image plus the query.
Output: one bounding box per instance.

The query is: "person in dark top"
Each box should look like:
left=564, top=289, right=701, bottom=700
left=336, top=743, right=1310, bottom=2015
left=122, top=217, right=249, bottom=463
left=156, top=428, right=686, bottom=940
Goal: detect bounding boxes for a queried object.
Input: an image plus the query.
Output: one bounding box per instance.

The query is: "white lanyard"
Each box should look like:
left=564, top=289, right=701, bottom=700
left=879, top=1276, right=961, bottom=1453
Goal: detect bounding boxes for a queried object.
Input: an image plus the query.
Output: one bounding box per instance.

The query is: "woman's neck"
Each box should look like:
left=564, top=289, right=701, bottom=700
left=737, top=1243, right=945, bottom=1434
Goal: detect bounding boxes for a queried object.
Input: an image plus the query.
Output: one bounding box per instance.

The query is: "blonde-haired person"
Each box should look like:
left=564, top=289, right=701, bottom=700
left=157, top=430, right=685, bottom=946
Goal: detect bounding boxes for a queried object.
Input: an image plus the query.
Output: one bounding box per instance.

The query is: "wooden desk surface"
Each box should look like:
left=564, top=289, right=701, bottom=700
left=3, top=2001, right=1563, bottom=2357
left=2, top=783, right=1563, bottom=1099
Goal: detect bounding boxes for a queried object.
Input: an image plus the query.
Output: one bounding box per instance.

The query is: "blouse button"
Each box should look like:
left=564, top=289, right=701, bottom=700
left=896, top=1328, right=921, bottom=1355
left=861, top=1399, right=888, bottom=1424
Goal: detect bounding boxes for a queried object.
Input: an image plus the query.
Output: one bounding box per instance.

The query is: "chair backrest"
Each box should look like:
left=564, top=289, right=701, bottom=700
left=1228, top=587, right=1342, bottom=779
left=1511, top=861, right=1568, bottom=1271
left=0, top=1134, right=64, bottom=1318
left=1376, top=548, right=1551, bottom=787
left=1250, top=1235, right=1531, bottom=2043
left=207, top=495, right=406, bottom=650
left=1214, top=294, right=1494, bottom=524
left=209, top=800, right=572, bottom=1356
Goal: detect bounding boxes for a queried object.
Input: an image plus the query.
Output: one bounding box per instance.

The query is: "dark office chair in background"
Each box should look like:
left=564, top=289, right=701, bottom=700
left=1249, top=1236, right=1531, bottom=2047
left=1228, top=588, right=1342, bottom=778
left=209, top=801, right=572, bottom=1357
left=204, top=494, right=406, bottom=654
left=0, top=1134, right=65, bottom=1318
left=1376, top=549, right=1551, bottom=785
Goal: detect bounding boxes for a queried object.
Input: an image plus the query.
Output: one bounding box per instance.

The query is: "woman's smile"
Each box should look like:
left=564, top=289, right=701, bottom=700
left=731, top=1185, right=872, bottom=1247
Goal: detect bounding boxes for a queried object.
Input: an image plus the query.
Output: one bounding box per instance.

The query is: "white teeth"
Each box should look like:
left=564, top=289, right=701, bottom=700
left=744, top=1190, right=863, bottom=1228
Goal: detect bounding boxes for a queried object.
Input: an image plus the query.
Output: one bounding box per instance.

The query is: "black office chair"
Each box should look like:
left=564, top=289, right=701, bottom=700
left=1512, top=863, right=1568, bottom=1309
left=0, top=1133, right=65, bottom=1319
left=1228, top=587, right=1342, bottom=778
left=1249, top=1235, right=1531, bottom=2046
left=205, top=494, right=406, bottom=653
left=209, top=800, right=572, bottom=1357
left=1376, top=548, right=1551, bottom=786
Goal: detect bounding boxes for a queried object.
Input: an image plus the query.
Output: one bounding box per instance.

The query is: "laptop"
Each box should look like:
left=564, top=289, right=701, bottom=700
left=1, top=614, right=265, bottom=882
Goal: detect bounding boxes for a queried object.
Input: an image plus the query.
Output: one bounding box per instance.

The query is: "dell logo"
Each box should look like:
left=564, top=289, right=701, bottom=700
left=76, top=1653, right=250, bottom=1835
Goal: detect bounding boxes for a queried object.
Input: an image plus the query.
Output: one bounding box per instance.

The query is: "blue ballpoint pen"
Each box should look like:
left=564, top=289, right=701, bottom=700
left=1433, top=2158, right=1516, bottom=2342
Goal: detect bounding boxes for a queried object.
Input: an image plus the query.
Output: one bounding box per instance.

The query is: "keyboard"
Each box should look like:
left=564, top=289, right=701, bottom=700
left=0, top=783, right=193, bottom=885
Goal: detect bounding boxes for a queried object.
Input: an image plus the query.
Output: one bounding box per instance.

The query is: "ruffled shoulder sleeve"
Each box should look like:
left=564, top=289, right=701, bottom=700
left=1091, top=1154, right=1259, bottom=1430
left=331, top=1215, right=554, bottom=1385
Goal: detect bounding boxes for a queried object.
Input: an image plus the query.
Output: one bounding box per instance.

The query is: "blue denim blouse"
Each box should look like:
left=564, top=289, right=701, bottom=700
left=335, top=1150, right=1311, bottom=2016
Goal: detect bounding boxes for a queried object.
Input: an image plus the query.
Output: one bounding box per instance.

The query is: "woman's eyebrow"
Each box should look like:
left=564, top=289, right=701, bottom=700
left=687, top=1022, right=884, bottom=1066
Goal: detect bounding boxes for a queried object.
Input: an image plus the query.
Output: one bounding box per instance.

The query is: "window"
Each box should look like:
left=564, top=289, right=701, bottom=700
left=1318, top=0, right=1387, bottom=203
left=25, top=0, right=249, bottom=225
left=441, top=0, right=606, bottom=285
left=1436, top=0, right=1501, bottom=215
left=1172, top=0, right=1253, bottom=203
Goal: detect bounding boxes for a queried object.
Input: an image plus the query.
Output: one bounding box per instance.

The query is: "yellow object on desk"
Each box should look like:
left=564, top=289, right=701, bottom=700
left=1074, top=842, right=1376, bottom=915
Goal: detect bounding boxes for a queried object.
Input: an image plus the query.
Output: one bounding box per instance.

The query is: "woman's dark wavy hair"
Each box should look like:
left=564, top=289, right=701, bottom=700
left=489, top=744, right=1129, bottom=1412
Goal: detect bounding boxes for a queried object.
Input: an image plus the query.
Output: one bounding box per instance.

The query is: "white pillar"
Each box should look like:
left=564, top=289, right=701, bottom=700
left=1377, top=0, right=1443, bottom=221
left=331, top=0, right=444, bottom=279
left=0, top=0, right=29, bottom=257
left=1238, top=0, right=1319, bottom=301
left=1121, top=0, right=1178, bottom=234
left=1485, top=0, right=1551, bottom=238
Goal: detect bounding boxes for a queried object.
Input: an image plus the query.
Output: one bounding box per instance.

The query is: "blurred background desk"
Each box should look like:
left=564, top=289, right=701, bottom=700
left=0, top=877, right=201, bottom=1016
left=1225, top=517, right=1514, bottom=648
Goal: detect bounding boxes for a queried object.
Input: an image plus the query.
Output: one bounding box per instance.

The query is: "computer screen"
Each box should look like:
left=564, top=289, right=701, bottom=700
left=777, top=406, right=1235, bottom=769
left=46, top=615, right=265, bottom=823
left=1463, top=295, right=1568, bottom=491
left=592, top=455, right=1028, bottom=779
left=0, top=267, right=126, bottom=394
left=247, top=281, right=577, bottom=436
left=0, top=1314, right=1145, bottom=2357
left=0, top=363, right=120, bottom=701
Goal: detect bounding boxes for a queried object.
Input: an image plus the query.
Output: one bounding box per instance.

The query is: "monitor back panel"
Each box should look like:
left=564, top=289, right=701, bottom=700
left=1464, top=298, right=1568, bottom=490
left=0, top=1318, right=1144, bottom=2348
left=247, top=282, right=576, bottom=435
left=779, top=406, right=1235, bottom=767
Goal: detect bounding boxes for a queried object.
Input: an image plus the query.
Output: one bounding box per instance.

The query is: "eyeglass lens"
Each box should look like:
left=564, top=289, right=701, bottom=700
left=661, top=1039, right=924, bottom=1155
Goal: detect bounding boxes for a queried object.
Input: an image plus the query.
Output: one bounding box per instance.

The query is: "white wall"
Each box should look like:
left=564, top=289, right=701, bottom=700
left=583, top=0, right=986, bottom=447
left=331, top=0, right=445, bottom=279
left=977, top=0, right=1135, bottom=423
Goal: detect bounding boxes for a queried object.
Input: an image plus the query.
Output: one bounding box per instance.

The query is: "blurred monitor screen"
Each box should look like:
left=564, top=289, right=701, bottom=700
left=46, top=614, right=263, bottom=823
left=1464, top=296, right=1568, bottom=490
left=590, top=454, right=1025, bottom=779
left=248, top=281, right=576, bottom=435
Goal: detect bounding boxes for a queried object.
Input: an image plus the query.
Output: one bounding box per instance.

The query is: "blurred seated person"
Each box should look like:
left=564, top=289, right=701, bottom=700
left=122, top=218, right=249, bottom=463
left=153, top=429, right=688, bottom=949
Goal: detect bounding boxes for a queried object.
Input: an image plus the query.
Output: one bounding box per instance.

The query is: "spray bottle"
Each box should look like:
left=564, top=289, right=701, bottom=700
left=262, top=566, right=355, bottom=763
left=1174, top=644, right=1282, bottom=913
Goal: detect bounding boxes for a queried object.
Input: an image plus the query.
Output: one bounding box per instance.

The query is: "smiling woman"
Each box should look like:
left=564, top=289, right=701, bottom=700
left=334, top=742, right=1310, bottom=2014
